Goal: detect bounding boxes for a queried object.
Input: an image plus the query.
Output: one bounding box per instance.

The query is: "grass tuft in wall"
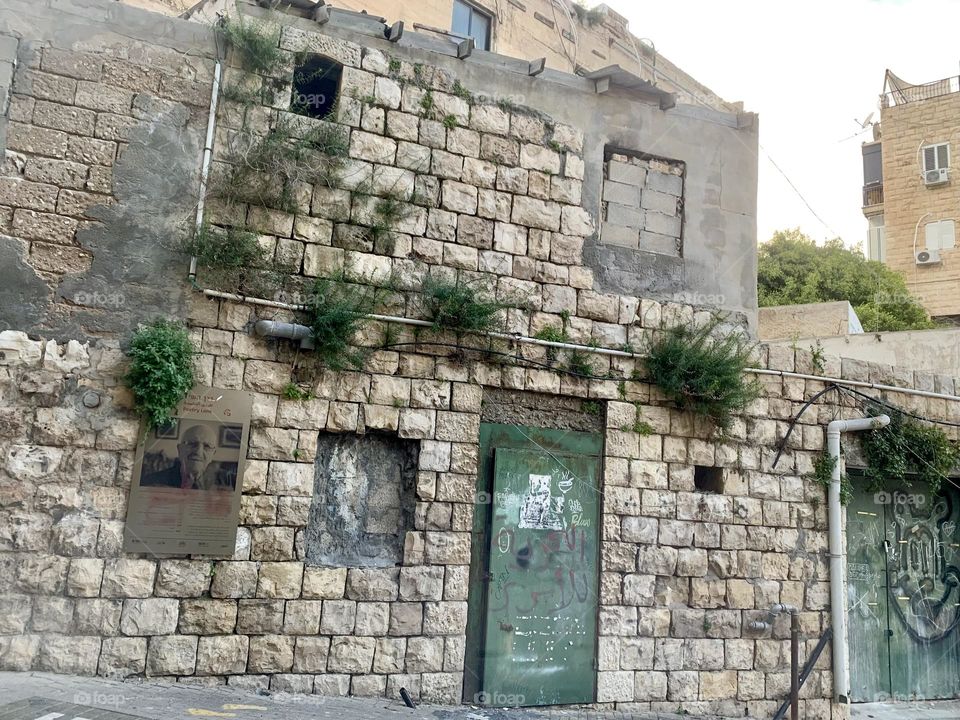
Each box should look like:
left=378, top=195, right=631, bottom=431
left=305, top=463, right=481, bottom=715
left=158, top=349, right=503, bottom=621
left=422, top=276, right=504, bottom=335
left=126, top=319, right=195, bottom=430
left=220, top=15, right=284, bottom=76
left=306, top=274, right=386, bottom=370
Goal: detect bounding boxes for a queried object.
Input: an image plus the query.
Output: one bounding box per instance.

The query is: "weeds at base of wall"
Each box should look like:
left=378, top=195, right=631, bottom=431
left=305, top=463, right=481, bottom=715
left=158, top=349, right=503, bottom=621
left=644, top=317, right=760, bottom=430
left=125, top=319, right=195, bottom=431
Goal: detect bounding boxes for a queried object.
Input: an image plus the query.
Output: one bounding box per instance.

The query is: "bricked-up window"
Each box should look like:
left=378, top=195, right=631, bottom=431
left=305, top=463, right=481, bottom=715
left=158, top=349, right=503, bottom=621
left=600, top=148, right=684, bottom=257
left=290, top=54, right=342, bottom=119
left=694, top=466, right=723, bottom=494
left=305, top=434, right=417, bottom=567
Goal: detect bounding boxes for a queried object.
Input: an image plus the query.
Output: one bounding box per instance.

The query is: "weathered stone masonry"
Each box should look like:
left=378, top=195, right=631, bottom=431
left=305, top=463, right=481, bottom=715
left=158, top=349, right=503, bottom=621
left=5, top=2, right=950, bottom=719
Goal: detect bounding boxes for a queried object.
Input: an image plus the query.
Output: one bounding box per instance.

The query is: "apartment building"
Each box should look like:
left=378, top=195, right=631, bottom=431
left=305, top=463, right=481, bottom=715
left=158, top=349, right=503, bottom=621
left=862, top=69, right=960, bottom=320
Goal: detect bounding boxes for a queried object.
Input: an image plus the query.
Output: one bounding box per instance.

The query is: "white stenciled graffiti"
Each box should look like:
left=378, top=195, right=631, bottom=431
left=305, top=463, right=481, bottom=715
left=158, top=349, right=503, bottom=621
left=518, top=473, right=564, bottom=530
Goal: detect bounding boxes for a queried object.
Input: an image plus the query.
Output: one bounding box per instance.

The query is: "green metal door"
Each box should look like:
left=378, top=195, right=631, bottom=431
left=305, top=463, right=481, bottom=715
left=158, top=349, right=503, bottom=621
left=481, top=447, right=600, bottom=706
left=848, top=480, right=960, bottom=702
left=886, top=489, right=960, bottom=700
left=847, top=489, right=892, bottom=702
left=463, top=423, right=603, bottom=707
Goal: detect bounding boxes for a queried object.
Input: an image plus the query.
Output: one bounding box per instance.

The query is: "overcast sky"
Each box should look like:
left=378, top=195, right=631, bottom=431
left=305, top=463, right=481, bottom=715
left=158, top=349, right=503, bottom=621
left=603, top=0, right=960, bottom=251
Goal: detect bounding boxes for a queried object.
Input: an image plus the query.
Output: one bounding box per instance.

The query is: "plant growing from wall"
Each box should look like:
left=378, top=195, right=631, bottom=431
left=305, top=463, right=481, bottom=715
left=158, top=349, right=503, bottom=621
left=282, top=382, right=313, bottom=401
left=220, top=15, right=284, bottom=76
left=213, top=116, right=348, bottom=212
left=421, top=276, right=504, bottom=335
left=306, top=273, right=386, bottom=370
left=180, top=222, right=290, bottom=296
left=644, top=317, right=760, bottom=429
left=809, top=450, right=852, bottom=505
left=861, top=406, right=960, bottom=495
left=126, top=319, right=195, bottom=430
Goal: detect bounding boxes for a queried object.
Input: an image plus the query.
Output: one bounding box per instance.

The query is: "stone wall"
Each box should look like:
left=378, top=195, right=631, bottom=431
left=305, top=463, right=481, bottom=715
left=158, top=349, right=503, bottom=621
left=0, top=0, right=216, bottom=338
left=758, top=301, right=862, bottom=342
left=0, top=1, right=906, bottom=718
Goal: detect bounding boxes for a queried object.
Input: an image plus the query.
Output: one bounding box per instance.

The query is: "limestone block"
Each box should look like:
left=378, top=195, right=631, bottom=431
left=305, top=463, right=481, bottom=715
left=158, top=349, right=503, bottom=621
left=597, top=670, right=634, bottom=702
left=399, top=566, right=444, bottom=601
left=210, top=561, right=258, bottom=599
left=74, top=598, right=121, bottom=635
left=345, top=568, right=400, bottom=601
left=236, top=599, right=284, bottom=634
left=422, top=601, right=467, bottom=636
left=283, top=600, right=323, bottom=634
left=470, top=105, right=509, bottom=134
left=327, top=636, right=375, bottom=673
left=302, top=567, right=347, bottom=599
left=668, top=670, right=699, bottom=701
left=405, top=636, right=444, bottom=672
left=178, top=599, right=237, bottom=635
left=257, top=562, right=303, bottom=599
left=250, top=527, right=295, bottom=561
left=511, top=196, right=561, bottom=231
left=700, top=670, right=738, bottom=700
left=292, top=636, right=329, bottom=673
left=247, top=634, right=294, bottom=673
left=120, top=598, right=179, bottom=636
left=99, top=637, right=147, bottom=677
left=66, top=558, right=104, bottom=597
left=389, top=602, right=423, bottom=636
left=320, top=599, right=357, bottom=634
left=146, top=635, right=197, bottom=676
left=354, top=602, right=390, bottom=635
left=440, top=180, right=478, bottom=214
left=156, top=560, right=211, bottom=598
left=35, top=635, right=100, bottom=675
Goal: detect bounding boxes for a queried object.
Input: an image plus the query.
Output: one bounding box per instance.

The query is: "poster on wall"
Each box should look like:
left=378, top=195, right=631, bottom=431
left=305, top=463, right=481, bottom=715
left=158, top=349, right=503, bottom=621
left=123, top=386, right=253, bottom=556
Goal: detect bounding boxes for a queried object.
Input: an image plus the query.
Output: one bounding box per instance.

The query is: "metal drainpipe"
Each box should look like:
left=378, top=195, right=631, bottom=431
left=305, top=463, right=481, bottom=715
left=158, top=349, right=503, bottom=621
left=189, top=58, right=222, bottom=281
left=826, top=414, right=890, bottom=704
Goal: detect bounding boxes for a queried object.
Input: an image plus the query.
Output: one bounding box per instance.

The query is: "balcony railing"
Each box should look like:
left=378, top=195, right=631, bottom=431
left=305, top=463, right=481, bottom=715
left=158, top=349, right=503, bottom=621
left=882, top=75, right=960, bottom=107
left=863, top=184, right=884, bottom=207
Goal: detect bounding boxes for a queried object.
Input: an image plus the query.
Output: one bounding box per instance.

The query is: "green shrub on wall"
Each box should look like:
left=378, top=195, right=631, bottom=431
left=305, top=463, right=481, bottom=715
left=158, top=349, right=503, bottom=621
left=126, top=319, right=195, bottom=430
left=861, top=406, right=960, bottom=495
left=644, top=318, right=760, bottom=430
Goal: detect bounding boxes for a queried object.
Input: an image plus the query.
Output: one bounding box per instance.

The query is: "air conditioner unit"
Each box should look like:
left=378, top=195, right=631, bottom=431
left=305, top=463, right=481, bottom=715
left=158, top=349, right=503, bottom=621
left=925, top=167, right=949, bottom=186
left=916, top=248, right=942, bottom=265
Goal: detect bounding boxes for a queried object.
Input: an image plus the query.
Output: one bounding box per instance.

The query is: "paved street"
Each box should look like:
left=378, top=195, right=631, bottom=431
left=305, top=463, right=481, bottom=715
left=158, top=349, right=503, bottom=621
left=0, top=674, right=704, bottom=720
left=5, top=673, right=960, bottom=720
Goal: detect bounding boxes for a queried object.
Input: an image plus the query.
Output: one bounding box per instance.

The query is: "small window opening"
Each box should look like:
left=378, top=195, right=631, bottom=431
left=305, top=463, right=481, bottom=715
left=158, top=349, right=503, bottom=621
left=291, top=54, right=342, bottom=119
left=694, top=466, right=724, bottom=493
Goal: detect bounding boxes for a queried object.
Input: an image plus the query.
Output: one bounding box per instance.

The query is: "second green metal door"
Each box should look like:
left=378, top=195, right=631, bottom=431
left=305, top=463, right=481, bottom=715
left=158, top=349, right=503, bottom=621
left=848, top=481, right=960, bottom=702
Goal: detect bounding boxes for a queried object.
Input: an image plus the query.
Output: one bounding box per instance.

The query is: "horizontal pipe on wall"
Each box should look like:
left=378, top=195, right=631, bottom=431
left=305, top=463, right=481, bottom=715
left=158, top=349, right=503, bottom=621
left=197, top=287, right=960, bottom=404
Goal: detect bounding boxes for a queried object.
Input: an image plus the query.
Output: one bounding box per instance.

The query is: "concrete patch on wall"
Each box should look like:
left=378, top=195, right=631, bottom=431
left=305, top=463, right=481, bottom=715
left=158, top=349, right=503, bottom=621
left=306, top=432, right=418, bottom=567
left=480, top=388, right=604, bottom=432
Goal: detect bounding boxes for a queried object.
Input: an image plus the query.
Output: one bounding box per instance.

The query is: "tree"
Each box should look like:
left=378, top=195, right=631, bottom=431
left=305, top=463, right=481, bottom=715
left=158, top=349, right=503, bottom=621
left=757, top=228, right=935, bottom=332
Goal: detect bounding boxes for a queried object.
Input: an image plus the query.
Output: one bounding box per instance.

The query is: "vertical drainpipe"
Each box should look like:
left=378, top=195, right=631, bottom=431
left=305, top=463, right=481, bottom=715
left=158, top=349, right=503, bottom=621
left=826, top=414, right=890, bottom=704
left=190, top=57, right=221, bottom=281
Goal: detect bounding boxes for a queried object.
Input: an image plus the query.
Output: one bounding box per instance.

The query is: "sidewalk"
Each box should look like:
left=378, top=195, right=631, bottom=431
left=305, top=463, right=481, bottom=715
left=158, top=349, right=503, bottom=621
left=0, top=673, right=710, bottom=720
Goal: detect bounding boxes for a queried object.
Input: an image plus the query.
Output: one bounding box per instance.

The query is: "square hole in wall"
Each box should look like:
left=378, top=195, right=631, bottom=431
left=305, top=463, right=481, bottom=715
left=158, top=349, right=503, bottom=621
left=694, top=465, right=724, bottom=494
left=305, top=433, right=417, bottom=567
left=290, top=54, right=342, bottom=119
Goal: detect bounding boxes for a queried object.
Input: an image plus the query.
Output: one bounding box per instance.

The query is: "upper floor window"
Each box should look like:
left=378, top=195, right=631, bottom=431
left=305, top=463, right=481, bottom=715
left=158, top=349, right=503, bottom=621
left=925, top=219, right=956, bottom=251
left=862, top=142, right=882, bottom=186
left=452, top=0, right=492, bottom=51
left=923, top=142, right=950, bottom=173
left=867, top=214, right=885, bottom=262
